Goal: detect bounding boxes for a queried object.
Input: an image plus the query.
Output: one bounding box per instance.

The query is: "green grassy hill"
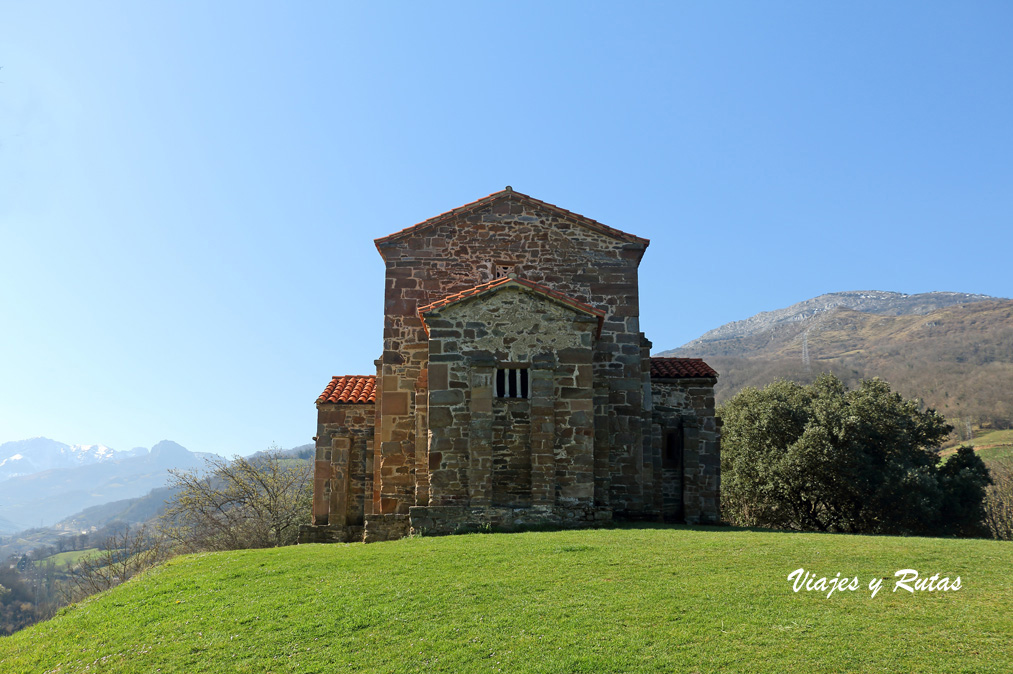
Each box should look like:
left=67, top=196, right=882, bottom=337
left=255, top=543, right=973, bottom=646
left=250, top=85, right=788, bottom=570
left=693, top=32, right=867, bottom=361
left=1, top=527, right=1010, bottom=673
left=41, top=547, right=101, bottom=569
left=941, top=429, right=1013, bottom=462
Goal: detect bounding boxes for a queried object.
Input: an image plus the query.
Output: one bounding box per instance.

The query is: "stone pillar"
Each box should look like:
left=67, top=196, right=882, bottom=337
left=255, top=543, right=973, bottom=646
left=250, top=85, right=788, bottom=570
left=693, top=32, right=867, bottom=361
left=369, top=358, right=382, bottom=518
left=328, top=435, right=352, bottom=526
left=555, top=341, right=596, bottom=506
left=593, top=383, right=611, bottom=508
left=468, top=358, right=495, bottom=506
left=682, top=419, right=702, bottom=524
left=426, top=359, right=469, bottom=506
left=379, top=376, right=411, bottom=514
left=414, top=372, right=430, bottom=506
left=312, top=454, right=330, bottom=525
left=529, top=354, right=556, bottom=505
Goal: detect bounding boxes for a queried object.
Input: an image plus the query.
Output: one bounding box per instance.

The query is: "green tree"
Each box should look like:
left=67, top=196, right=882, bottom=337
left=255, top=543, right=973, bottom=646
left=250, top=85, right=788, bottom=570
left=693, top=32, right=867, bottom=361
left=720, top=374, right=991, bottom=536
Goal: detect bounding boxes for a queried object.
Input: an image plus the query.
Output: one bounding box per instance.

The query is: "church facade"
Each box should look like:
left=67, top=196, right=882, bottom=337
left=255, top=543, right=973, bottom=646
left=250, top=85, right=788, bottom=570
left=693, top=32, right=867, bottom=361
left=299, top=188, right=720, bottom=544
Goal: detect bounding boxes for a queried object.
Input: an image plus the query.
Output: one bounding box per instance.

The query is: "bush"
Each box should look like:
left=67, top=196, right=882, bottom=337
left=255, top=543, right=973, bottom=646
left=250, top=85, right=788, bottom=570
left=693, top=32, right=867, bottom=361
left=720, top=374, right=991, bottom=536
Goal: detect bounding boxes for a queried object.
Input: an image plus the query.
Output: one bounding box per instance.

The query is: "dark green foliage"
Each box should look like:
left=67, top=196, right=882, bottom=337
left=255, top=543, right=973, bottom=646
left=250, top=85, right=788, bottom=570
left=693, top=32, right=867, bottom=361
left=720, top=374, right=992, bottom=536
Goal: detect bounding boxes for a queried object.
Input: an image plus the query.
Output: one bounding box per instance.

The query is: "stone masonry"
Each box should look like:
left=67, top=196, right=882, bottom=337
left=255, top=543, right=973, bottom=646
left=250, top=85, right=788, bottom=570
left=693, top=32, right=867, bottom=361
left=299, top=188, right=720, bottom=544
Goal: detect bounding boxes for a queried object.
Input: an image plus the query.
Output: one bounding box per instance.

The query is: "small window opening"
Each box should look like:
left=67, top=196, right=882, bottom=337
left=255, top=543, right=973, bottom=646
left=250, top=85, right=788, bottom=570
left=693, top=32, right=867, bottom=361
left=496, top=368, right=529, bottom=398
left=663, top=421, right=684, bottom=469
left=493, top=263, right=514, bottom=279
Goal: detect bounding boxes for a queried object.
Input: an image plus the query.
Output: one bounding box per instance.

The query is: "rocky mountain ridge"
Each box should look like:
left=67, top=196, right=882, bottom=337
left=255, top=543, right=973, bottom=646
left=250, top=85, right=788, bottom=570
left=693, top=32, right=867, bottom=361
left=0, top=438, right=149, bottom=482
left=657, top=292, right=1013, bottom=431
left=670, top=291, right=996, bottom=354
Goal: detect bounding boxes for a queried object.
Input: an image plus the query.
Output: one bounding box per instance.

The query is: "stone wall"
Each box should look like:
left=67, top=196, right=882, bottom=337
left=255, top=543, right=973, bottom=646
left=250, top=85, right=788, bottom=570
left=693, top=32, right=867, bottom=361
left=650, top=378, right=721, bottom=524
left=409, top=504, right=609, bottom=537
left=306, top=402, right=375, bottom=541
left=492, top=399, right=532, bottom=507
left=418, top=283, right=600, bottom=532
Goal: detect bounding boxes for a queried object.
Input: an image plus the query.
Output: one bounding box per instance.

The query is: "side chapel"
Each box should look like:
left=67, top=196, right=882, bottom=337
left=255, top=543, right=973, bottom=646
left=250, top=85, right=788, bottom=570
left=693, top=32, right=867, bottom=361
left=299, top=188, right=720, bottom=544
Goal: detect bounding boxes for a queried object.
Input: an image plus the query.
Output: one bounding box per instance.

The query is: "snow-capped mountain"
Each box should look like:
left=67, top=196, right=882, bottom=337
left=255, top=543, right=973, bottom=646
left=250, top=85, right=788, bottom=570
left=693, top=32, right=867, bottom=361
left=0, top=439, right=209, bottom=533
left=0, top=437, right=136, bottom=481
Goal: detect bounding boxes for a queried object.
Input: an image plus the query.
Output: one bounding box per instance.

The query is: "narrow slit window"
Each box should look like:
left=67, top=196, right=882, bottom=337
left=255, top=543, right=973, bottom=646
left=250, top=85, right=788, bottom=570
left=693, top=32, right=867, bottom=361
left=663, top=421, right=685, bottom=469
left=496, top=368, right=529, bottom=398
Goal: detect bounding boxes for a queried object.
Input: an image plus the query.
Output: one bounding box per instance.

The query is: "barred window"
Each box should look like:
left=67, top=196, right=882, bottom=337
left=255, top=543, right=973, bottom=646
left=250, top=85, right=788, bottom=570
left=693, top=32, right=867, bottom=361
left=496, top=368, right=529, bottom=398
left=492, top=261, right=515, bottom=279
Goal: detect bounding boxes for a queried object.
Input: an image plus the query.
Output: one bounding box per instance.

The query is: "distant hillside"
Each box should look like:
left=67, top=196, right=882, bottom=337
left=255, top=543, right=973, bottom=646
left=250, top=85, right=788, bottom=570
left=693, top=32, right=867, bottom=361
left=659, top=293, right=1013, bottom=431
left=54, top=486, right=180, bottom=534
left=0, top=442, right=314, bottom=556
left=0, top=440, right=206, bottom=532
left=250, top=443, right=314, bottom=460
left=0, top=486, right=181, bottom=559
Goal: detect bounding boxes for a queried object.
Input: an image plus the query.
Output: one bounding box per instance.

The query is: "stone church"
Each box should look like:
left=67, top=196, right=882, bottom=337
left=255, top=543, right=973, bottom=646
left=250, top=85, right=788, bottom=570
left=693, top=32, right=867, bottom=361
left=299, top=188, right=720, bottom=544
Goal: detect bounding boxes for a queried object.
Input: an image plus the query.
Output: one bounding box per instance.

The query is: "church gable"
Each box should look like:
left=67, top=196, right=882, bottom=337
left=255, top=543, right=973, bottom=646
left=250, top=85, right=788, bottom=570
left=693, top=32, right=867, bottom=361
left=375, top=187, right=649, bottom=255
left=373, top=189, right=649, bottom=311
left=424, top=284, right=598, bottom=362
left=420, top=276, right=604, bottom=345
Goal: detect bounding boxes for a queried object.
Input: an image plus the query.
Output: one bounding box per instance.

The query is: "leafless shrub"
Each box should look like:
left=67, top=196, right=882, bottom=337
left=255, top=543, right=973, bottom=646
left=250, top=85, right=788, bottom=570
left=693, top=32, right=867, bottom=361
left=63, top=526, right=168, bottom=602
left=159, top=451, right=312, bottom=553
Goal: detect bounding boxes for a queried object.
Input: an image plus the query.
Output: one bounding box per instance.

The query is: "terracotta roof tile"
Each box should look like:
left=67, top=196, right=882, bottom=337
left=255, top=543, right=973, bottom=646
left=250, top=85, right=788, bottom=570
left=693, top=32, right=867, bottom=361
left=317, top=375, right=377, bottom=404
left=418, top=277, right=606, bottom=337
left=650, top=357, right=718, bottom=379
left=374, top=187, right=650, bottom=252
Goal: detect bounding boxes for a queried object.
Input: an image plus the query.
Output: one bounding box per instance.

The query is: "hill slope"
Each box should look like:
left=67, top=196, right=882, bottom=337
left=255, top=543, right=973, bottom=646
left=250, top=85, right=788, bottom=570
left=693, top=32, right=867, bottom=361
left=660, top=295, right=1013, bottom=429
left=1, top=527, right=1009, bottom=673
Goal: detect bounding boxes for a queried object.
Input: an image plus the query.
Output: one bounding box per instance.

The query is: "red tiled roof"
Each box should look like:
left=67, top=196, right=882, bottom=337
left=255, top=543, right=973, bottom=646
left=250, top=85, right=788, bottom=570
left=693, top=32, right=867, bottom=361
left=374, top=187, right=650, bottom=252
left=650, top=357, right=718, bottom=379
left=417, top=276, right=606, bottom=337
left=317, top=375, right=376, bottom=404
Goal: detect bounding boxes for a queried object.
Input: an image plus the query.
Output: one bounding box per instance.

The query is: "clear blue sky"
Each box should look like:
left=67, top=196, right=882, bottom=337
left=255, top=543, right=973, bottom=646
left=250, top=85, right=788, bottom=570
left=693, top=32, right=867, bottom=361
left=1, top=2, right=1010, bottom=456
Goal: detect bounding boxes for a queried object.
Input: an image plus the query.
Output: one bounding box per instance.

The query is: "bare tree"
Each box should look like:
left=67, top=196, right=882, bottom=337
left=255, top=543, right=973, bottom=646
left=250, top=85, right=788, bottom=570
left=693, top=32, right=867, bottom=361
left=63, top=526, right=168, bottom=602
left=160, top=451, right=312, bottom=552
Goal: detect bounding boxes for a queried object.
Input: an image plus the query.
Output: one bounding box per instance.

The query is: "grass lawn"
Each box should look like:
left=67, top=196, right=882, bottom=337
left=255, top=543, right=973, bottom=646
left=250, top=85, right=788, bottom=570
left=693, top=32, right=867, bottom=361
left=941, top=429, right=1013, bottom=463
left=1, top=526, right=1010, bottom=673
left=976, top=445, right=1013, bottom=462
left=42, top=547, right=102, bottom=568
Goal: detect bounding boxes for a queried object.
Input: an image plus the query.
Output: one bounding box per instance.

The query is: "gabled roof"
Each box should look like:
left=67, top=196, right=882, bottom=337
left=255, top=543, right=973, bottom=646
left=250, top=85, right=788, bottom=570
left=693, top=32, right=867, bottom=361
left=418, top=276, right=605, bottom=337
left=317, top=375, right=377, bottom=404
left=650, top=357, right=718, bottom=379
left=374, top=187, right=650, bottom=254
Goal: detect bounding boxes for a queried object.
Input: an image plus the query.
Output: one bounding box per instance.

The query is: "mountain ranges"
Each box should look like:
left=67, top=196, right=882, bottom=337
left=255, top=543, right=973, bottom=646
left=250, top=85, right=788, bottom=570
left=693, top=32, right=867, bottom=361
left=658, top=291, right=1013, bottom=433
left=0, top=440, right=209, bottom=534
